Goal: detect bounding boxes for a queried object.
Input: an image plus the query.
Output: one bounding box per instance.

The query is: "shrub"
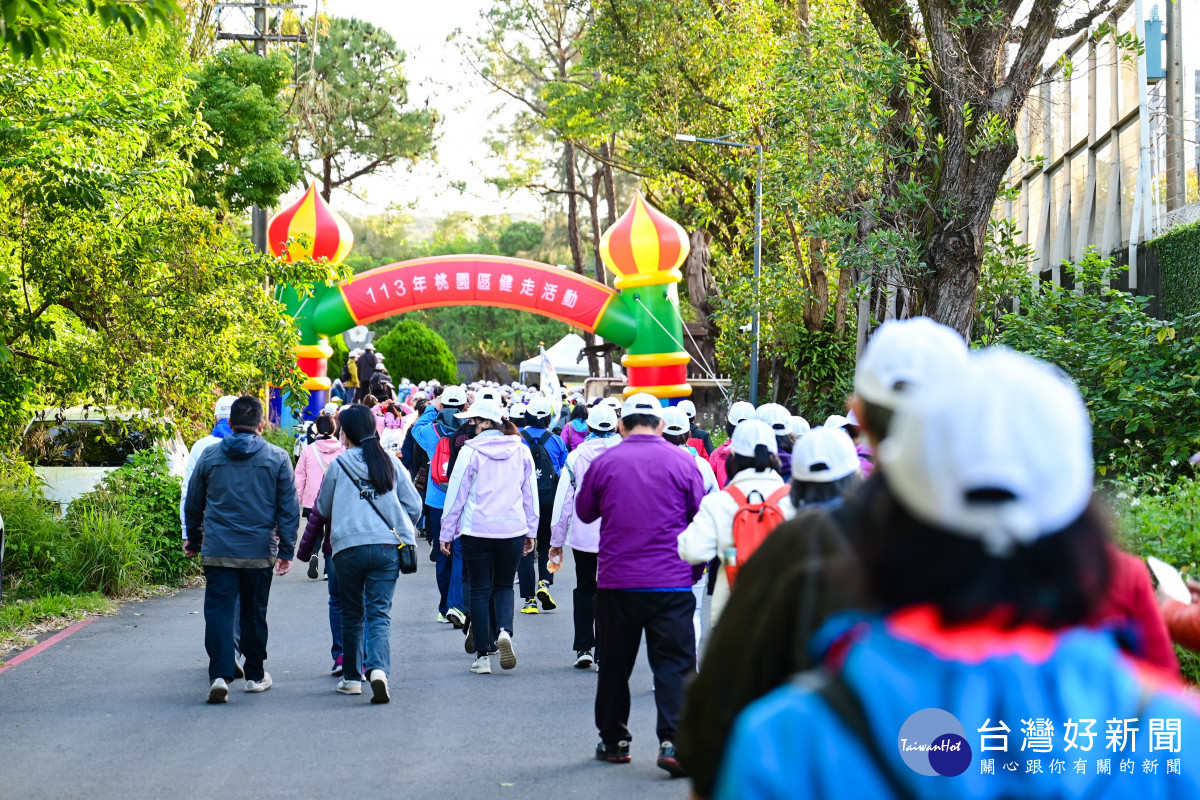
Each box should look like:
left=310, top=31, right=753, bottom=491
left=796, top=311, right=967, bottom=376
left=374, top=319, right=459, bottom=385
left=0, top=483, right=74, bottom=597
left=998, top=252, right=1200, bottom=482
left=65, top=498, right=148, bottom=596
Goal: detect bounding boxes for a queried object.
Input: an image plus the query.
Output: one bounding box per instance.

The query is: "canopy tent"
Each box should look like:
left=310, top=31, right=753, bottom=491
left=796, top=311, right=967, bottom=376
left=518, top=333, right=622, bottom=382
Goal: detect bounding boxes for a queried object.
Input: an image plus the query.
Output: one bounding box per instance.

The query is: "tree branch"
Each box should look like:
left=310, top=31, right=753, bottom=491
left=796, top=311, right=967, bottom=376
left=11, top=349, right=63, bottom=368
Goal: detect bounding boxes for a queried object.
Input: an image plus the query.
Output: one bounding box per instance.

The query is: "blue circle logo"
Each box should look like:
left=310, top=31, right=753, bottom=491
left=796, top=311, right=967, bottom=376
left=897, top=708, right=972, bottom=777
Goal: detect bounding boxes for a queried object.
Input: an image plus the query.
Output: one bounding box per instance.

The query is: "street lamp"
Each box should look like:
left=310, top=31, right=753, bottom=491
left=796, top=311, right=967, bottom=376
left=674, top=132, right=763, bottom=406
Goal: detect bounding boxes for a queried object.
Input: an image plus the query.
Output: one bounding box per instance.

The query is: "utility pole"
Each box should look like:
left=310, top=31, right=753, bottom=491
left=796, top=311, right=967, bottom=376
left=1165, top=0, right=1185, bottom=211
left=215, top=2, right=307, bottom=252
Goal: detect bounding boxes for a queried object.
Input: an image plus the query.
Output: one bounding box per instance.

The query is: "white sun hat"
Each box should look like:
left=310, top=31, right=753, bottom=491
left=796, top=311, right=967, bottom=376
left=790, top=416, right=810, bottom=438
left=730, top=419, right=778, bottom=457
left=792, top=426, right=860, bottom=483
left=824, top=414, right=849, bottom=429
left=587, top=404, right=618, bottom=431
left=441, top=385, right=468, bottom=407
left=755, top=403, right=791, bottom=435
left=621, top=392, right=664, bottom=418
left=214, top=395, right=238, bottom=421
left=855, top=317, right=970, bottom=409
left=526, top=396, right=554, bottom=419
left=677, top=399, right=697, bottom=420
left=456, top=398, right=504, bottom=424
left=727, top=400, right=756, bottom=427
left=662, top=406, right=691, bottom=436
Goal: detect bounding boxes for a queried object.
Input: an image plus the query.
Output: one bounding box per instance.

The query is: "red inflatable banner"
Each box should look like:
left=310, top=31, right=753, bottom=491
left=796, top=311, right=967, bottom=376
left=339, top=256, right=617, bottom=332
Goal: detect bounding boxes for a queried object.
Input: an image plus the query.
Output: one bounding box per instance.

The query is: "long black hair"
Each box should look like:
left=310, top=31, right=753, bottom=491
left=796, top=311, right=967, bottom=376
left=790, top=473, right=861, bottom=508
left=338, top=404, right=394, bottom=493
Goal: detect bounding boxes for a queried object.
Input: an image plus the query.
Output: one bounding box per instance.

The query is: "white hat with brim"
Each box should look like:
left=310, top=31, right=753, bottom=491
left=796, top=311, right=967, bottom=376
left=621, top=392, right=663, bottom=418
left=756, top=403, right=791, bottom=434
left=662, top=406, right=690, bottom=436
left=727, top=400, right=755, bottom=427
left=587, top=405, right=618, bottom=431
left=456, top=398, right=504, bottom=424
left=677, top=399, right=697, bottom=420
left=792, top=426, right=860, bottom=483
left=855, top=317, right=969, bottom=409
left=731, top=419, right=778, bottom=457
left=214, top=395, right=238, bottom=421
left=790, top=415, right=810, bottom=438
left=441, top=385, right=468, bottom=406
left=526, top=396, right=554, bottom=419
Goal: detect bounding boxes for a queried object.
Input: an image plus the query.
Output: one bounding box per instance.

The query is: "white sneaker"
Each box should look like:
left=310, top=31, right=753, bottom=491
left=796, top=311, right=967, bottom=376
left=574, top=650, right=594, bottom=669
left=497, top=630, right=517, bottom=670
left=244, top=672, right=272, bottom=693
left=470, top=655, right=492, bottom=674
left=207, top=677, right=228, bottom=704
left=336, top=679, right=362, bottom=695
left=368, top=669, right=390, bottom=704
left=445, top=608, right=466, bottom=628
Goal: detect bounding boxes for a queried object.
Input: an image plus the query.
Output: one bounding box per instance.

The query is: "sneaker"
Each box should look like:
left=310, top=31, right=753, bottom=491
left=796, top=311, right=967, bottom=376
left=656, top=741, right=687, bottom=778
left=368, top=669, right=390, bottom=704
left=537, top=580, right=557, bottom=610
left=574, top=649, right=594, bottom=669
left=244, top=672, right=273, bottom=693
left=520, top=598, right=539, bottom=615
left=437, top=613, right=450, bottom=624
left=331, top=655, right=343, bottom=677
left=336, top=679, right=362, bottom=695
left=207, top=678, right=229, bottom=704
left=463, top=619, right=475, bottom=654
left=497, top=630, right=517, bottom=670
left=470, top=655, right=492, bottom=674
left=233, top=659, right=245, bottom=680
left=446, top=607, right=466, bottom=628
left=595, top=740, right=631, bottom=763
left=307, top=555, right=319, bottom=580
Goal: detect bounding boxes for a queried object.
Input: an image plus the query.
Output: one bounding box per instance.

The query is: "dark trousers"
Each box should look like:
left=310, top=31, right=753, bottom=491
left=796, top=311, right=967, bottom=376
left=595, top=589, right=696, bottom=745
left=517, top=502, right=554, bottom=597
left=429, top=505, right=463, bottom=615
left=573, top=550, right=598, bottom=652
left=203, top=565, right=272, bottom=683
left=333, top=544, right=400, bottom=681
left=461, top=535, right=524, bottom=656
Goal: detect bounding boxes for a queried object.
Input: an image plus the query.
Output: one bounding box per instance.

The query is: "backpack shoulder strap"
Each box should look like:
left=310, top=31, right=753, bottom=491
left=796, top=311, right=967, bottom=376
left=724, top=485, right=748, bottom=505
left=521, top=430, right=535, bottom=446
left=766, top=485, right=791, bottom=505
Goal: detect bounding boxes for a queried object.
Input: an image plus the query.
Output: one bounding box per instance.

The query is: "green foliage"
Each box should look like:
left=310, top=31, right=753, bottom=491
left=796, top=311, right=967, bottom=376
left=0, top=480, right=72, bottom=596
left=375, top=320, right=458, bottom=385
left=186, top=48, right=301, bottom=216
left=0, top=592, right=115, bottom=653
left=327, top=332, right=349, bottom=387
left=0, top=0, right=177, bottom=64
left=260, top=425, right=296, bottom=464
left=63, top=496, right=148, bottom=595
left=1149, top=219, right=1200, bottom=318
left=998, top=253, right=1200, bottom=481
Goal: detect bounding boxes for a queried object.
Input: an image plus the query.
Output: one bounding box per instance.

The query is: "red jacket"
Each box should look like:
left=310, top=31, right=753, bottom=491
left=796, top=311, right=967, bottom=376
left=1090, top=545, right=1178, bottom=675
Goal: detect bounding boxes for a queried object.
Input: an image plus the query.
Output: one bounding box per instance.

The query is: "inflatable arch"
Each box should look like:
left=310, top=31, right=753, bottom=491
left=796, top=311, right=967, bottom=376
left=269, top=185, right=694, bottom=419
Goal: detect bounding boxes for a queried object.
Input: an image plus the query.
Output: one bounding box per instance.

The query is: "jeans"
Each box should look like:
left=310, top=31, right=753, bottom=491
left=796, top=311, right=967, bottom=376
left=203, top=566, right=272, bottom=683
left=573, top=550, right=598, bottom=652
left=327, top=556, right=368, bottom=662
left=517, top=502, right=554, bottom=598
left=595, top=589, right=696, bottom=744
left=429, top=506, right=464, bottom=615
left=333, top=544, right=400, bottom=681
left=461, top=535, right=525, bottom=656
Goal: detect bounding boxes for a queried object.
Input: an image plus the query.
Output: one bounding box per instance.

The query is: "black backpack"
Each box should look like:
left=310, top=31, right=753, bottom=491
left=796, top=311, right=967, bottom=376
left=521, top=429, right=559, bottom=502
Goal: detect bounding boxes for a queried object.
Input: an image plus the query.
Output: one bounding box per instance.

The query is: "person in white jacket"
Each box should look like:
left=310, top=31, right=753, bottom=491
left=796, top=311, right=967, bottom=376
left=180, top=395, right=237, bottom=538
left=677, top=420, right=796, bottom=634
left=547, top=404, right=621, bottom=669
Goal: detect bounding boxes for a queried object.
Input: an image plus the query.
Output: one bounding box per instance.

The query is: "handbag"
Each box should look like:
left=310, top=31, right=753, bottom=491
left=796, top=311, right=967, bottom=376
left=335, top=459, right=417, bottom=574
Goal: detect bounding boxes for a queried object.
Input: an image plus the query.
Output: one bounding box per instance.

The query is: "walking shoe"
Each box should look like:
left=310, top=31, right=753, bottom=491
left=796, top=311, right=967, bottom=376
left=244, top=672, right=273, bottom=693
left=437, top=613, right=450, bottom=624
left=595, top=740, right=631, bottom=763
left=463, top=619, right=475, bottom=654
left=336, top=679, right=362, bottom=695
left=331, top=655, right=344, bottom=676
left=656, top=741, right=687, bottom=778
left=520, top=598, right=539, bottom=615
left=207, top=678, right=229, bottom=704
left=574, top=649, right=594, bottom=669
left=368, top=669, right=390, bottom=704
left=537, top=580, right=557, bottom=610
left=497, top=630, right=517, bottom=670
left=445, top=607, right=466, bottom=629
left=234, top=659, right=245, bottom=680
left=470, top=655, right=492, bottom=674
left=307, top=555, right=319, bottom=580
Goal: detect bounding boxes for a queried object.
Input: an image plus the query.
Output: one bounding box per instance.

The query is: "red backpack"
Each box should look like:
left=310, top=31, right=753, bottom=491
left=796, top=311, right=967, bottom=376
left=723, top=485, right=790, bottom=588
left=430, top=433, right=453, bottom=491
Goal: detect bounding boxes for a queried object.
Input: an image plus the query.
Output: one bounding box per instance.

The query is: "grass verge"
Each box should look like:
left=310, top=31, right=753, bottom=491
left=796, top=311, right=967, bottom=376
left=0, top=592, right=117, bottom=660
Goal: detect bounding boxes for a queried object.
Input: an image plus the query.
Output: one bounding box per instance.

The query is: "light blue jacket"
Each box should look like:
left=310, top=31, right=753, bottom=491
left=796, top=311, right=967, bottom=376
left=410, top=406, right=447, bottom=508
left=313, top=448, right=422, bottom=556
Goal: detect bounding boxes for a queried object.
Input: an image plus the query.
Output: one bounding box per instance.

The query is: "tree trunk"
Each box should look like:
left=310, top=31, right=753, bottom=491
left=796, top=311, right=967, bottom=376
left=564, top=141, right=601, bottom=377
left=601, top=137, right=618, bottom=229
left=589, top=171, right=615, bottom=377
left=321, top=156, right=333, bottom=203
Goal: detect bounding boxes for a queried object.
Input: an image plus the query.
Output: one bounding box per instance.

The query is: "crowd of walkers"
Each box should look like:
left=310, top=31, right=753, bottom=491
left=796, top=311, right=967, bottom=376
left=181, top=320, right=1200, bottom=797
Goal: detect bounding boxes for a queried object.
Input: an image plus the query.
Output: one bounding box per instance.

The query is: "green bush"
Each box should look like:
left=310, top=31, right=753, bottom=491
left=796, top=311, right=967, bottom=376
left=998, top=252, right=1200, bottom=482
left=65, top=498, right=148, bottom=595
left=374, top=319, right=459, bottom=385
left=0, top=483, right=75, bottom=597
left=1150, top=219, right=1200, bottom=318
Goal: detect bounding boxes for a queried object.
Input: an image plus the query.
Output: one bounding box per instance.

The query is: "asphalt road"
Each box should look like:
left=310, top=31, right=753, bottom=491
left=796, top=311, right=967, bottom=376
left=0, top=547, right=695, bottom=800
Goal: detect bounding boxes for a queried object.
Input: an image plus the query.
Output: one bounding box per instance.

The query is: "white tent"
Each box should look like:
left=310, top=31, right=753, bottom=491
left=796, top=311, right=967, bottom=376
left=518, top=333, right=622, bottom=381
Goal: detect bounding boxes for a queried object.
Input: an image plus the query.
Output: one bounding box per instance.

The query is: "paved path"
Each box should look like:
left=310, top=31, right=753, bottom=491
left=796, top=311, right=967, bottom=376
left=0, top=548, right=694, bottom=800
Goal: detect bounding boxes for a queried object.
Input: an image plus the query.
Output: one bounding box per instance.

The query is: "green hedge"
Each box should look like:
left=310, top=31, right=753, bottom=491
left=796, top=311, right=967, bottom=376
left=1150, top=219, right=1200, bottom=318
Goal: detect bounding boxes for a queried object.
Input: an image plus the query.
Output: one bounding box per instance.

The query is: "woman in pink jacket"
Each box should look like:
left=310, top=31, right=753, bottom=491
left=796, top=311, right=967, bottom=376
left=439, top=398, right=538, bottom=676
left=294, top=413, right=345, bottom=577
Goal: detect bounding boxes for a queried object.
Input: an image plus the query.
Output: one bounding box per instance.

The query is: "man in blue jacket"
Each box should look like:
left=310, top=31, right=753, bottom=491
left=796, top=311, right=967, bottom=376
left=184, top=396, right=299, bottom=704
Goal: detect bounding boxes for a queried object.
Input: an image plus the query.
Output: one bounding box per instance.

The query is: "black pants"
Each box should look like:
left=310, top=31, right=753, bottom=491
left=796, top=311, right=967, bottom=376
left=518, top=501, right=554, bottom=597
left=203, top=565, right=272, bottom=683
left=573, top=551, right=598, bottom=652
left=595, top=589, right=696, bottom=745
left=461, top=535, right=524, bottom=656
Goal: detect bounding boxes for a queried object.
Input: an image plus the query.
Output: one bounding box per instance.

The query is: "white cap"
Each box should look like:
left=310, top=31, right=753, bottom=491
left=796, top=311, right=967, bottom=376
left=441, top=385, right=467, bottom=407
left=755, top=403, right=791, bottom=434
left=879, top=348, right=1093, bottom=557
left=214, top=395, right=237, bottom=420
left=526, top=396, right=554, bottom=419
left=727, top=401, right=755, bottom=426
left=456, top=397, right=504, bottom=424
left=621, top=392, right=663, bottom=418
left=824, top=414, right=849, bottom=429
left=478, top=388, right=500, bottom=403
left=790, top=416, right=810, bottom=438
left=601, top=396, right=622, bottom=412
left=730, top=419, right=778, bottom=457
left=569, top=392, right=584, bottom=404
left=855, top=317, right=969, bottom=409
left=510, top=402, right=528, bottom=418
left=792, top=427, right=860, bottom=483
left=661, top=406, right=690, bottom=436
left=322, top=402, right=340, bottom=416
left=587, top=404, right=618, bottom=432
left=677, top=399, right=697, bottom=420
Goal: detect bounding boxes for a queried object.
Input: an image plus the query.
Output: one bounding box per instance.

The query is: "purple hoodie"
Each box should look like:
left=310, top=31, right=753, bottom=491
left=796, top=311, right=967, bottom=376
left=560, top=418, right=588, bottom=452
left=440, top=430, right=539, bottom=541
left=575, top=433, right=706, bottom=590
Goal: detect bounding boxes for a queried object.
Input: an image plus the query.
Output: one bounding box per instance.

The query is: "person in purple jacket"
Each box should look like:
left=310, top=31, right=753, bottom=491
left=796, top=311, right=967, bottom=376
left=575, top=392, right=707, bottom=779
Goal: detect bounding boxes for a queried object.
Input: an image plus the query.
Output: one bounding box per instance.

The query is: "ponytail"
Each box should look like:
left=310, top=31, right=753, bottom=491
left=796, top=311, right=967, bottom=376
left=338, top=404, right=395, bottom=493
left=753, top=443, right=771, bottom=472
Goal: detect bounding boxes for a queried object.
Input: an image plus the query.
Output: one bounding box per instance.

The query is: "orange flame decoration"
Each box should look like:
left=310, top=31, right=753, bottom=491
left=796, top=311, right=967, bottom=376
left=599, top=192, right=690, bottom=289
left=267, top=184, right=354, bottom=265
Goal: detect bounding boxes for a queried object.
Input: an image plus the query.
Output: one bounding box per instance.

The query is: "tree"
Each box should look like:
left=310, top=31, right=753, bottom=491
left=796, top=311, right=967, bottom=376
left=374, top=320, right=458, bottom=385
left=186, top=48, right=301, bottom=218
left=0, top=0, right=177, bottom=63
left=290, top=16, right=438, bottom=202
